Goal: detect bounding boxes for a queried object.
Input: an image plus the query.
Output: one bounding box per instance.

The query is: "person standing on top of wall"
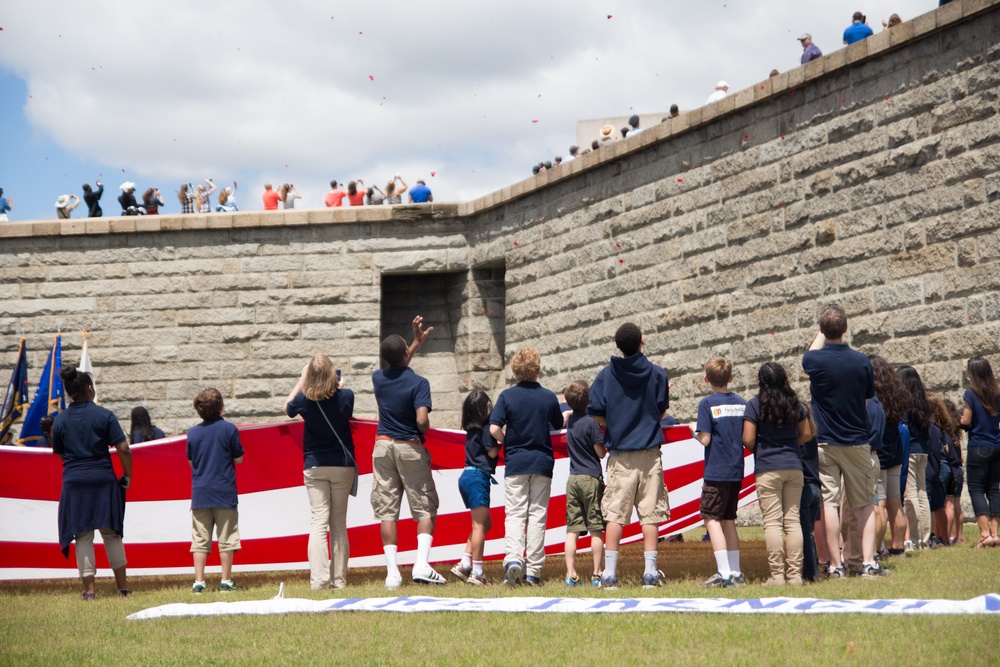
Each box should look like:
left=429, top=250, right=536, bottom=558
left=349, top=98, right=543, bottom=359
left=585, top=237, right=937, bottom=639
left=843, top=11, right=874, bottom=45
left=82, top=180, right=103, bottom=217
left=409, top=179, right=433, bottom=203
left=798, top=34, right=822, bottom=63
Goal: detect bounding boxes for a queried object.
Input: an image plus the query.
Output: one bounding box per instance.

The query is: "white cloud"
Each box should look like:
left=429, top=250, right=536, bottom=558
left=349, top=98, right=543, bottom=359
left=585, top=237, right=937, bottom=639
left=1, top=0, right=913, bottom=209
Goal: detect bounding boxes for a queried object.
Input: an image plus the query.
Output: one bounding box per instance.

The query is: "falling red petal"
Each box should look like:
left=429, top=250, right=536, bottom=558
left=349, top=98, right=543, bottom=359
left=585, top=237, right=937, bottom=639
left=607, top=14, right=612, bottom=18
left=513, top=241, right=518, bottom=246
left=677, top=178, right=683, bottom=183
left=777, top=203, right=782, bottom=208
left=368, top=75, right=374, bottom=81
left=430, top=171, right=436, bottom=177
left=616, top=243, right=621, bottom=248
left=531, top=119, right=539, bottom=123
left=619, top=259, right=624, bottom=264
left=744, top=135, right=748, bottom=140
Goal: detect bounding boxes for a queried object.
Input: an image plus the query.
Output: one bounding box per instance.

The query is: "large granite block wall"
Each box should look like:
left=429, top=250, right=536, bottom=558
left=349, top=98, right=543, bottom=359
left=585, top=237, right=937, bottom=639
left=1, top=0, right=998, bottom=444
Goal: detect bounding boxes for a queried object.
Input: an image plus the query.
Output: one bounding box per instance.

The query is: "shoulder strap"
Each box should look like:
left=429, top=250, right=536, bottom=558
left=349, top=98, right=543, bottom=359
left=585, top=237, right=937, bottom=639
left=314, top=399, right=356, bottom=467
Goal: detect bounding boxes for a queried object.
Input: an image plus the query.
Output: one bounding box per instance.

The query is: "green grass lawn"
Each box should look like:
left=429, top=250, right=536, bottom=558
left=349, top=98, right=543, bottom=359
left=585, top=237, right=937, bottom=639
left=2, top=526, right=997, bottom=666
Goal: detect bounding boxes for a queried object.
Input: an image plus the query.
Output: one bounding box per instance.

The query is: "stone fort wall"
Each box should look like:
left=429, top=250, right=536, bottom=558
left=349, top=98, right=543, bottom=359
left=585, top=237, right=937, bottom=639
left=1, top=0, right=999, bottom=441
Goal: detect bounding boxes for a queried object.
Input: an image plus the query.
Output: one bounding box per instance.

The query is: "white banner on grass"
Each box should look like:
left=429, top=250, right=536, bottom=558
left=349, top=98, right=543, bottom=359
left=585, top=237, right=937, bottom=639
left=128, top=594, right=1000, bottom=620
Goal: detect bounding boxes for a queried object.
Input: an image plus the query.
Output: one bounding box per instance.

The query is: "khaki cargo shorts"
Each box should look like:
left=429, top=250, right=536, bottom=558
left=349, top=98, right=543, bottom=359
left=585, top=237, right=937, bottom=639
left=818, top=443, right=876, bottom=510
left=191, top=507, right=240, bottom=553
left=371, top=438, right=439, bottom=521
left=602, top=448, right=670, bottom=525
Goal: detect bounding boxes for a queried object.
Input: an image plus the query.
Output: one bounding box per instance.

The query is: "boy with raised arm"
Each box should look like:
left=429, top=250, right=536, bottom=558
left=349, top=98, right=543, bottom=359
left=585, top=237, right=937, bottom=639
left=371, top=316, right=446, bottom=588
left=802, top=303, right=885, bottom=578
left=588, top=322, right=670, bottom=589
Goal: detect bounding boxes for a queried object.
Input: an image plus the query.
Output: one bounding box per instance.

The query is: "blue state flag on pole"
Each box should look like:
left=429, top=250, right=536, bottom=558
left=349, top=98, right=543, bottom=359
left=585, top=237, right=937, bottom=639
left=17, top=334, right=64, bottom=447
left=0, top=338, right=30, bottom=446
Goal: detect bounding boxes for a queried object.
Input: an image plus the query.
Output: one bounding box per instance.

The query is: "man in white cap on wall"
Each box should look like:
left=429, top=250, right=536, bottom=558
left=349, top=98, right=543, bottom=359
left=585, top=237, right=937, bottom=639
left=705, top=81, right=729, bottom=105
left=799, top=33, right=823, bottom=64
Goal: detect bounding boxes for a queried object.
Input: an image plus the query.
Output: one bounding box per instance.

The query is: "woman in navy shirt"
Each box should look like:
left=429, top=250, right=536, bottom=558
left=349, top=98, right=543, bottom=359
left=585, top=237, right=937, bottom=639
left=743, top=362, right=810, bottom=586
left=284, top=355, right=356, bottom=589
left=960, top=356, right=1000, bottom=548
left=51, top=366, right=132, bottom=600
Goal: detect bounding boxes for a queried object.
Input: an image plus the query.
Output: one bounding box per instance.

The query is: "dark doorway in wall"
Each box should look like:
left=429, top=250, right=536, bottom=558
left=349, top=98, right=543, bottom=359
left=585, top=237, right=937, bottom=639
left=380, top=265, right=505, bottom=429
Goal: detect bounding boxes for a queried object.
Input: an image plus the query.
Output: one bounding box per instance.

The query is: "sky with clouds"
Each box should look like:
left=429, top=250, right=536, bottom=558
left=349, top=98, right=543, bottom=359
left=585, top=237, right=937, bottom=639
left=1, top=1, right=918, bottom=221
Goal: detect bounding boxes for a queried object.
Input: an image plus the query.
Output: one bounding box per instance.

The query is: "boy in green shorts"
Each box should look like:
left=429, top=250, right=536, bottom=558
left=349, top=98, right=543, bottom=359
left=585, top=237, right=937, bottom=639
left=562, top=380, right=608, bottom=586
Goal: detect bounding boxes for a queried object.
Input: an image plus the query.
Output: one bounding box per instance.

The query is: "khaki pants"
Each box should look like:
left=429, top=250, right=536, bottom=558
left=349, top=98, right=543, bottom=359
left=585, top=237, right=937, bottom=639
left=75, top=529, right=126, bottom=578
left=756, top=470, right=804, bottom=584
left=304, top=466, right=354, bottom=590
left=503, top=474, right=551, bottom=578
left=905, top=454, right=931, bottom=547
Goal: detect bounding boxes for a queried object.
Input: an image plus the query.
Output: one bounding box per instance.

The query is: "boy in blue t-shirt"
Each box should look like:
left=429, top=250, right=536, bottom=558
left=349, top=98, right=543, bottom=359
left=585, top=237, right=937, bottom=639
left=562, top=380, right=608, bottom=587
left=490, top=347, right=564, bottom=586
left=693, top=357, right=747, bottom=588
left=186, top=387, right=244, bottom=593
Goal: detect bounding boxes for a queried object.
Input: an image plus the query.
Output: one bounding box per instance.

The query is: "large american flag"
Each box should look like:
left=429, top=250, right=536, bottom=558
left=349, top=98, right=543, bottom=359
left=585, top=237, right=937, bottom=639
left=0, top=421, right=757, bottom=579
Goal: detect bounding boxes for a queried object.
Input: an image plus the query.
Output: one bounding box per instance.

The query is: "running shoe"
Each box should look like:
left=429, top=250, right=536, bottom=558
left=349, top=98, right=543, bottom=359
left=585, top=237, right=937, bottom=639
left=467, top=572, right=490, bottom=586
left=503, top=561, right=523, bottom=587
left=642, top=570, right=665, bottom=589
left=702, top=573, right=733, bottom=588
left=861, top=562, right=892, bottom=578
left=450, top=563, right=472, bottom=582
left=219, top=581, right=239, bottom=592
left=565, top=576, right=581, bottom=587
left=600, top=574, right=619, bottom=591
left=118, top=588, right=131, bottom=597
left=385, top=572, right=403, bottom=590
left=590, top=574, right=602, bottom=588
left=191, top=582, right=205, bottom=594
left=828, top=566, right=847, bottom=579
left=729, top=572, right=747, bottom=587
left=523, top=575, right=541, bottom=586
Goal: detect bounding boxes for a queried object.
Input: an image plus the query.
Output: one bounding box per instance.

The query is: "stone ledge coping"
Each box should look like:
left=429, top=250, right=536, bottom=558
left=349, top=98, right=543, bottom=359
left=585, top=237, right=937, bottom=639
left=1, top=0, right=995, bottom=241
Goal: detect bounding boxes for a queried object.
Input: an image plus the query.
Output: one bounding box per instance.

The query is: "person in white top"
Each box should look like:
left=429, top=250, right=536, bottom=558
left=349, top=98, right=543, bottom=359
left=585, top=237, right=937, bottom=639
left=705, top=81, right=729, bottom=104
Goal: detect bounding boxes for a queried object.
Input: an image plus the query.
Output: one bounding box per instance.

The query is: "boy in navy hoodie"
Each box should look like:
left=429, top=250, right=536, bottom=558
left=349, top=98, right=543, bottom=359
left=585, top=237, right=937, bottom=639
left=588, top=323, right=670, bottom=589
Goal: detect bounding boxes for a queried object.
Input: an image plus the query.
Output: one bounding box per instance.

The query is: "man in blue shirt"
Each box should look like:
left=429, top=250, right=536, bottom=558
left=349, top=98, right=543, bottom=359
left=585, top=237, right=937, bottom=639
left=371, top=315, right=446, bottom=588
left=408, top=179, right=433, bottom=203
left=0, top=188, right=11, bottom=221
left=798, top=34, right=823, bottom=64
left=843, top=12, right=874, bottom=45
left=588, top=322, right=670, bottom=589
left=802, top=303, right=885, bottom=579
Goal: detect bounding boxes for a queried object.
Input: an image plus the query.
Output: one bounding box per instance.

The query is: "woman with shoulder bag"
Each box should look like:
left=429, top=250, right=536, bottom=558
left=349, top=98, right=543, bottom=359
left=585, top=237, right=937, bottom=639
left=284, top=355, right=357, bottom=590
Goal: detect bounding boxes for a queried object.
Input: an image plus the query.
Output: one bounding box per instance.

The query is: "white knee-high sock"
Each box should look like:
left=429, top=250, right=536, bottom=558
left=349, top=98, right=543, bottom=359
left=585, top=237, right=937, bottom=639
left=727, top=550, right=741, bottom=576
left=384, top=545, right=399, bottom=576
left=605, top=551, right=618, bottom=578
left=415, top=533, right=433, bottom=570
left=714, top=550, right=731, bottom=578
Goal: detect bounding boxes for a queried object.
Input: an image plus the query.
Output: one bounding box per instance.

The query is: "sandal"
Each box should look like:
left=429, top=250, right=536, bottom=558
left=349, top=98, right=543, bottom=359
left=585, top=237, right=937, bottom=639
left=974, top=535, right=991, bottom=549
left=990, top=535, right=1000, bottom=548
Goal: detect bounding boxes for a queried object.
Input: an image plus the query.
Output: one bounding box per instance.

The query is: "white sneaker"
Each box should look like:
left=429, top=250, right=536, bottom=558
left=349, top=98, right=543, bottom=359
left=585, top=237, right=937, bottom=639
left=412, top=566, right=447, bottom=585
left=385, top=572, right=403, bottom=590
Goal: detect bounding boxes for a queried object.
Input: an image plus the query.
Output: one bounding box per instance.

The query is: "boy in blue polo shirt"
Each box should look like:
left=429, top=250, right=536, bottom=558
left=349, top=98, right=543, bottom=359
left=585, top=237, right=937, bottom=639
left=802, top=303, right=884, bottom=578
left=490, top=347, right=564, bottom=586
left=589, top=322, right=670, bottom=589
left=371, top=315, right=445, bottom=588
left=562, top=379, right=607, bottom=587
left=693, top=357, right=747, bottom=588
left=186, top=387, right=244, bottom=593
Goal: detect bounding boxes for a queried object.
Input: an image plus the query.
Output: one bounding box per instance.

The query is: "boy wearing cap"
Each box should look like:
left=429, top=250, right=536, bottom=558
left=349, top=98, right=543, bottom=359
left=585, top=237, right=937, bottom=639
left=588, top=322, right=670, bottom=589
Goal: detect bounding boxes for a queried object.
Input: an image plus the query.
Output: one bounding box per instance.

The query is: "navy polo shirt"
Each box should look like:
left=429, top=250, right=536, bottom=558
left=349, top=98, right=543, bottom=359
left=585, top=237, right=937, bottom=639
left=964, top=388, right=1000, bottom=448
left=588, top=353, right=669, bottom=451
left=131, top=426, right=165, bottom=444
left=52, top=401, right=127, bottom=466
left=372, top=366, right=432, bottom=442
left=286, top=390, right=355, bottom=469
left=490, top=381, right=563, bottom=477
left=465, top=425, right=499, bottom=474
left=565, top=411, right=604, bottom=479
left=186, top=417, right=244, bottom=510
left=744, top=398, right=806, bottom=474
left=696, top=392, right=747, bottom=483
left=867, top=395, right=886, bottom=452
left=802, top=344, right=874, bottom=446
left=908, top=419, right=943, bottom=457
left=878, top=420, right=906, bottom=469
